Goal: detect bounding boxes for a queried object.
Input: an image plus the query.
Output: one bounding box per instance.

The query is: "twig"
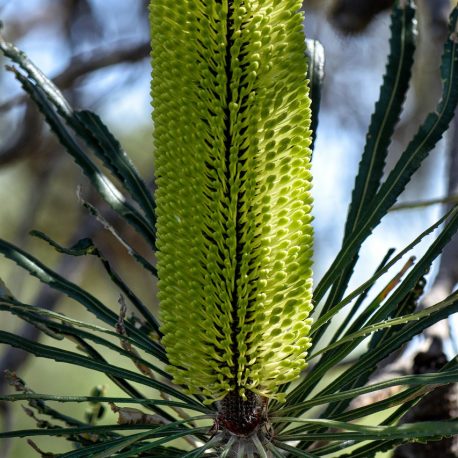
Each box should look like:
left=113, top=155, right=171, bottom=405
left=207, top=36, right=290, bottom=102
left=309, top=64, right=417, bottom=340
left=0, top=40, right=150, bottom=114
left=390, top=195, right=458, bottom=212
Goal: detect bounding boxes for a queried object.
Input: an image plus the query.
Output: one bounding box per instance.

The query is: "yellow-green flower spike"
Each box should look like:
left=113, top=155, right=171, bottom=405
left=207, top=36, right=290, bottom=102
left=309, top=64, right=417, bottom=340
left=150, top=0, right=313, bottom=404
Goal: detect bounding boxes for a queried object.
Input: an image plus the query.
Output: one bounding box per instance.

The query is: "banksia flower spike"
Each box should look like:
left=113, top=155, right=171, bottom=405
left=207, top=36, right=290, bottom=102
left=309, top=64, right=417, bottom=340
left=150, top=0, right=314, bottom=411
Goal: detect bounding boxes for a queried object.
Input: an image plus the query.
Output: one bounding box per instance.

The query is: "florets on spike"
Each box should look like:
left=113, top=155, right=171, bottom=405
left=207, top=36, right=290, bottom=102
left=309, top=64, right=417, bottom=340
left=150, top=0, right=314, bottom=405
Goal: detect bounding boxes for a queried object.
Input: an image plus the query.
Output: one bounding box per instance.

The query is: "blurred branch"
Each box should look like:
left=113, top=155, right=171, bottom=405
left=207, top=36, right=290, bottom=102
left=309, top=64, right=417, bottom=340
left=0, top=104, right=46, bottom=166
left=0, top=40, right=149, bottom=167
left=328, top=0, right=393, bottom=33
left=54, top=41, right=150, bottom=88
left=0, top=41, right=150, bottom=114
left=327, top=0, right=450, bottom=35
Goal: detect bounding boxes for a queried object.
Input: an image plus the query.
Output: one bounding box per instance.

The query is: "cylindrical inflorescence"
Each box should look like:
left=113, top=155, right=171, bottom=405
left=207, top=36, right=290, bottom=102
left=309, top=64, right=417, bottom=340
left=150, top=0, right=314, bottom=404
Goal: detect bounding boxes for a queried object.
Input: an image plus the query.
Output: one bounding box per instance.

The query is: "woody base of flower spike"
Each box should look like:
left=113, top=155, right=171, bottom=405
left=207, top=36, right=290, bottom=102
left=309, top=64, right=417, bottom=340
left=210, top=391, right=274, bottom=456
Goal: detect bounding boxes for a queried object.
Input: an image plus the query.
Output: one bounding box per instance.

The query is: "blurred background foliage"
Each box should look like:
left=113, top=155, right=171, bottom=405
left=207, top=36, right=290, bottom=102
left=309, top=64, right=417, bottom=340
left=0, top=0, right=457, bottom=457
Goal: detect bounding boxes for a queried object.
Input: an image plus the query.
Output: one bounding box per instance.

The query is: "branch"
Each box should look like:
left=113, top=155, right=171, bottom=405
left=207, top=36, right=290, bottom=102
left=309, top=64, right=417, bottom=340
left=326, top=0, right=451, bottom=35
left=0, top=104, right=48, bottom=166
left=328, top=0, right=393, bottom=34
left=0, top=40, right=150, bottom=167
left=54, top=41, right=150, bottom=88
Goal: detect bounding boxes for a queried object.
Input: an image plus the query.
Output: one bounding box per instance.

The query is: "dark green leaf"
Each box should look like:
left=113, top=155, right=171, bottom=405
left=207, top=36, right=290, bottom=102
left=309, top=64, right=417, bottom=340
left=0, top=238, right=164, bottom=359
left=73, top=110, right=156, bottom=231
left=314, top=6, right=458, bottom=307
left=30, top=230, right=160, bottom=333
left=313, top=0, right=417, bottom=324
left=0, top=393, right=211, bottom=414
left=0, top=330, right=202, bottom=407
left=287, top=207, right=458, bottom=411
left=12, top=70, right=156, bottom=248
left=279, top=366, right=458, bottom=415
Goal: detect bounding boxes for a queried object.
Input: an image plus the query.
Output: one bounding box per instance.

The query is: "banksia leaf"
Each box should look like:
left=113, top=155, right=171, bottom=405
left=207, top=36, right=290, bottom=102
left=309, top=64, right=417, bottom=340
left=150, top=1, right=314, bottom=404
